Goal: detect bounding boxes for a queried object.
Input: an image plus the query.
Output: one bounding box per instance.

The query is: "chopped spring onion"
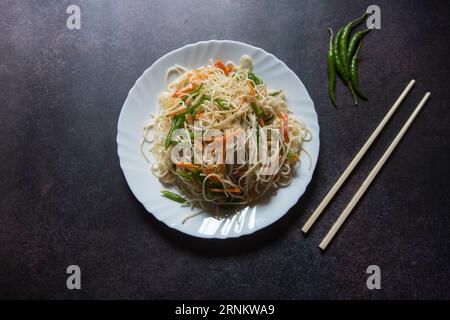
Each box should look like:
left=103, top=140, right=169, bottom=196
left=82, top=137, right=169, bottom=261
left=251, top=102, right=263, bottom=117
left=269, top=90, right=282, bottom=96
left=248, top=72, right=262, bottom=85
left=160, top=190, right=187, bottom=203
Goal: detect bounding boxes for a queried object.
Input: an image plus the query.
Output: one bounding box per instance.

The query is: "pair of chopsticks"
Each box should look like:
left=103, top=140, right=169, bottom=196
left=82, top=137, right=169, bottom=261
left=302, top=80, right=430, bottom=250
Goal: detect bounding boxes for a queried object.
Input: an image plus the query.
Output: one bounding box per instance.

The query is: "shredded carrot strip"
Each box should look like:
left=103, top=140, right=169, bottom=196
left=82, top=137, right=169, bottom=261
left=214, top=60, right=232, bottom=76
left=258, top=118, right=265, bottom=127
left=195, top=112, right=205, bottom=120
left=247, top=80, right=255, bottom=96
left=203, top=166, right=213, bottom=175
left=173, top=82, right=195, bottom=97
left=210, top=175, right=223, bottom=183
left=210, top=187, right=241, bottom=193
left=226, top=63, right=234, bottom=74
left=203, top=167, right=222, bottom=182
left=176, top=163, right=200, bottom=169
left=168, top=105, right=187, bottom=117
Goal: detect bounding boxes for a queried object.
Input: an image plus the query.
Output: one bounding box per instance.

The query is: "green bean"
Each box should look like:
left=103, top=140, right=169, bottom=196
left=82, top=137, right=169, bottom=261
left=160, top=190, right=187, bottom=203
left=339, top=12, right=368, bottom=74
left=327, top=28, right=337, bottom=108
left=248, top=72, right=262, bottom=85
left=350, top=42, right=367, bottom=100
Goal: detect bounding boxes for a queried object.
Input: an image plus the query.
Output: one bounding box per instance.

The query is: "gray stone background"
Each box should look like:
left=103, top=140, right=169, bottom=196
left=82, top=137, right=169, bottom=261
left=0, top=0, right=449, bottom=299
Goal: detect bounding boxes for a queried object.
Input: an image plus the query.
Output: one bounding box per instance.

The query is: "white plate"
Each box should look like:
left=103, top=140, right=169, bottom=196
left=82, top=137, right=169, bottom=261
left=117, top=40, right=319, bottom=239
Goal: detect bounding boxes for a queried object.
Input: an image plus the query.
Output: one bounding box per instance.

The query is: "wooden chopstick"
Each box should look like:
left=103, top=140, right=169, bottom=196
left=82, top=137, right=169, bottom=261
left=301, top=80, right=416, bottom=234
left=319, top=92, right=431, bottom=250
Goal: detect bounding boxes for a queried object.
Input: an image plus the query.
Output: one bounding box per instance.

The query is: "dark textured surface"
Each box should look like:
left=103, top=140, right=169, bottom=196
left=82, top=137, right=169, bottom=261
left=0, top=0, right=449, bottom=299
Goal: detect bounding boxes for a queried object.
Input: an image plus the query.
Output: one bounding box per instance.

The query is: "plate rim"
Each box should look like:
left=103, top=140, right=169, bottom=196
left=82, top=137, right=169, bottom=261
left=117, top=39, right=320, bottom=239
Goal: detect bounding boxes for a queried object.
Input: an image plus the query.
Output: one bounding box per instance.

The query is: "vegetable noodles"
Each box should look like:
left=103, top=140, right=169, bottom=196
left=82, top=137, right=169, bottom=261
left=141, top=55, right=312, bottom=211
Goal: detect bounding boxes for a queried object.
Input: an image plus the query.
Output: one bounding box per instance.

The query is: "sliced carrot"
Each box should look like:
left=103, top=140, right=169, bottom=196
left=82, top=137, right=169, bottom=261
left=247, top=80, right=255, bottom=96
left=258, top=118, right=265, bottom=127
left=168, top=105, right=188, bottom=117
left=195, top=112, right=205, bottom=120
left=214, top=60, right=231, bottom=76
left=210, top=187, right=241, bottom=193
left=209, top=175, right=223, bottom=183
left=185, top=114, right=194, bottom=123
left=176, top=163, right=200, bottom=170
left=225, top=63, right=234, bottom=74
left=203, top=167, right=222, bottom=182
left=203, top=166, right=213, bottom=175
left=173, top=82, right=195, bottom=97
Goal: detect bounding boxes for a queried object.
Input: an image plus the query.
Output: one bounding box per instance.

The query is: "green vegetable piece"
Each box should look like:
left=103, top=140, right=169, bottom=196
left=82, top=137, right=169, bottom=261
left=269, top=90, right=282, bottom=96
left=339, top=12, right=368, bottom=75
left=347, top=28, right=371, bottom=64
left=251, top=102, right=263, bottom=117
left=165, top=116, right=185, bottom=149
left=248, top=72, right=262, bottom=85
left=334, top=27, right=358, bottom=105
left=160, top=190, right=187, bottom=203
left=327, top=28, right=337, bottom=108
left=350, top=42, right=367, bottom=100
left=215, top=98, right=229, bottom=110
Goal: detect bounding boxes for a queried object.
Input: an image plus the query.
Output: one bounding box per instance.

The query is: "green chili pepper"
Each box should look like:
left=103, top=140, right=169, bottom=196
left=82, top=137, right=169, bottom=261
left=251, top=102, right=263, bottom=117
left=160, top=190, right=187, bottom=203
left=346, top=28, right=371, bottom=63
left=269, top=90, right=282, bottom=96
left=327, top=28, right=337, bottom=108
left=165, top=116, right=185, bottom=149
left=339, top=12, right=368, bottom=74
left=248, top=72, right=262, bottom=85
left=334, top=27, right=358, bottom=105
left=350, top=42, right=367, bottom=100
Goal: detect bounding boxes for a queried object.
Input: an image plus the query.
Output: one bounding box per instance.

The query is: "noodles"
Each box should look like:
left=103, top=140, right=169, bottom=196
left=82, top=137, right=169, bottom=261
left=141, top=55, right=311, bottom=211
